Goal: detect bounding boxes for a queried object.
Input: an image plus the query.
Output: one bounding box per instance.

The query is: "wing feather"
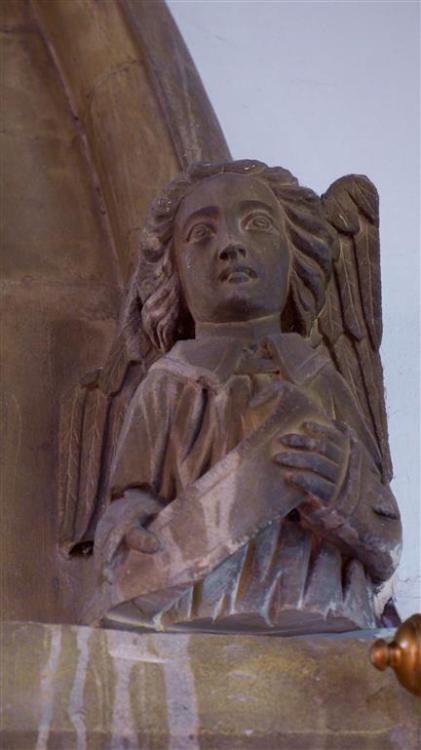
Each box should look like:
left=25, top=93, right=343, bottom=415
left=76, top=388, right=110, bottom=543
left=58, top=278, right=155, bottom=554
left=355, top=337, right=392, bottom=479
left=334, top=237, right=364, bottom=340
left=318, top=265, right=343, bottom=344
left=320, top=175, right=392, bottom=481
left=333, top=335, right=372, bottom=422
left=58, top=382, right=89, bottom=552
left=354, top=225, right=382, bottom=348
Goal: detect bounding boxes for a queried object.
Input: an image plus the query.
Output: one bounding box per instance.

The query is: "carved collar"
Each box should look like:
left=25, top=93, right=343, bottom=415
left=152, top=332, right=330, bottom=388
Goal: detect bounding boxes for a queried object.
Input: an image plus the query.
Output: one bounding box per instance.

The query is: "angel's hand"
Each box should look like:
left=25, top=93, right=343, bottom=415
left=273, top=420, right=350, bottom=507
left=94, top=488, right=164, bottom=577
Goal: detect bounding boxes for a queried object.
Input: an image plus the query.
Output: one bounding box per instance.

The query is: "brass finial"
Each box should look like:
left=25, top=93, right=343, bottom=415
left=370, top=614, right=421, bottom=697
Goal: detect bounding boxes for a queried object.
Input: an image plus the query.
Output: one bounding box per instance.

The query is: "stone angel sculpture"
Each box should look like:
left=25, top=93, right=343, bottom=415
left=59, top=160, right=401, bottom=634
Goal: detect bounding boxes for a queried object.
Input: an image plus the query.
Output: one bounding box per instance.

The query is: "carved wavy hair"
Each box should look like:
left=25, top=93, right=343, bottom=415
left=131, top=160, right=339, bottom=353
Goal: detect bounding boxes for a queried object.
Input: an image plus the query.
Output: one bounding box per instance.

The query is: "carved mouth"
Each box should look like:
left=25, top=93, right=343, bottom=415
left=219, top=266, right=257, bottom=284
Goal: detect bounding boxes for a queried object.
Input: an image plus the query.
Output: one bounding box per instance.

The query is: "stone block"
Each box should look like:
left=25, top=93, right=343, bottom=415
left=1, top=622, right=419, bottom=749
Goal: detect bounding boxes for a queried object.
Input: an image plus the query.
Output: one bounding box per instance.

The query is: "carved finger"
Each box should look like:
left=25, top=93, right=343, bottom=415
left=284, top=470, right=335, bottom=504
left=302, top=420, right=348, bottom=451
left=279, top=433, right=342, bottom=463
left=279, top=434, right=318, bottom=451
left=125, top=527, right=160, bottom=554
left=332, top=419, right=349, bottom=435
left=274, top=451, right=339, bottom=482
left=97, top=528, right=127, bottom=569
left=94, top=491, right=163, bottom=569
left=302, top=420, right=341, bottom=441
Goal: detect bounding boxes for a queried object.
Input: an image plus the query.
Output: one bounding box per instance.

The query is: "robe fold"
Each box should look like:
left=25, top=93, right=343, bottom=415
left=102, top=332, right=401, bottom=634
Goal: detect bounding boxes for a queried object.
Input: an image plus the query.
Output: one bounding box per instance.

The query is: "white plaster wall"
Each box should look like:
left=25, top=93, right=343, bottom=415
left=168, top=0, right=420, bottom=618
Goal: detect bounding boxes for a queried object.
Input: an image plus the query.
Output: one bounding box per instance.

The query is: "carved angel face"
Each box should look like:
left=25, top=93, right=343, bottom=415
left=173, top=173, right=291, bottom=324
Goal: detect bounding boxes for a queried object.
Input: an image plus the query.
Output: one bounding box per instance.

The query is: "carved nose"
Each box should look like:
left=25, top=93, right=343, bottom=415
left=219, top=243, right=246, bottom=261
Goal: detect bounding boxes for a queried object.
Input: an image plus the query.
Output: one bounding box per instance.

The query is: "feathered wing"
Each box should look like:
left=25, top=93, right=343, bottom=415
left=58, top=273, right=158, bottom=555
left=319, top=174, right=392, bottom=482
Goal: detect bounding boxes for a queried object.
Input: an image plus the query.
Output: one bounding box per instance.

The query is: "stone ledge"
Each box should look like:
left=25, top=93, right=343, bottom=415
left=1, top=621, right=419, bottom=749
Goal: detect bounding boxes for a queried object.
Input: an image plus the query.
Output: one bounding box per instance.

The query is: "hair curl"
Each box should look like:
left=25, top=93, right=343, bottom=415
left=130, top=160, right=338, bottom=352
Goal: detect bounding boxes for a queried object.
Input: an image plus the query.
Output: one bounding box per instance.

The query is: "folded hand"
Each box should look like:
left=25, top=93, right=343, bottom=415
left=273, top=420, right=350, bottom=507
left=94, top=488, right=163, bottom=578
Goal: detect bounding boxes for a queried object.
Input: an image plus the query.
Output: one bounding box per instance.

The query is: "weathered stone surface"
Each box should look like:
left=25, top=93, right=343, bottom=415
left=33, top=0, right=178, bottom=278
left=1, top=0, right=230, bottom=627
left=32, top=0, right=230, bottom=280
left=1, top=0, right=120, bottom=624
left=1, top=21, right=118, bottom=284
left=1, top=622, right=419, bottom=749
left=0, top=284, right=119, bottom=623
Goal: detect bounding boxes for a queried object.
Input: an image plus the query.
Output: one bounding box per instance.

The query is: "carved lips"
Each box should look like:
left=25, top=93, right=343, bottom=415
left=218, top=265, right=258, bottom=284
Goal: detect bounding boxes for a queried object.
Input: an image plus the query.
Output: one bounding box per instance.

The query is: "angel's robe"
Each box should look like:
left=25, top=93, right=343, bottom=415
left=107, top=329, right=401, bottom=634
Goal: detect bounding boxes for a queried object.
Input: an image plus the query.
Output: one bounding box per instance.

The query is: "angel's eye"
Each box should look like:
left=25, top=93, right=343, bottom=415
left=244, top=213, right=274, bottom=232
left=187, top=223, right=214, bottom=242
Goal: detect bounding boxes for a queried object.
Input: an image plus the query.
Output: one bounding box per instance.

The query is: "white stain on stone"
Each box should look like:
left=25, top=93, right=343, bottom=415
left=107, top=631, right=166, bottom=663
left=107, top=631, right=139, bottom=750
left=35, top=625, right=62, bottom=750
left=155, top=635, right=200, bottom=750
left=68, top=628, right=91, bottom=750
